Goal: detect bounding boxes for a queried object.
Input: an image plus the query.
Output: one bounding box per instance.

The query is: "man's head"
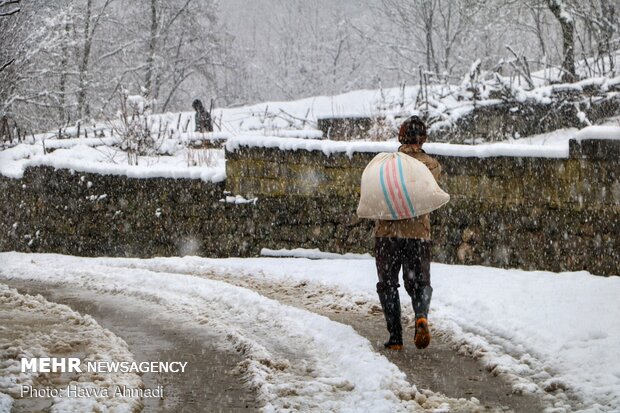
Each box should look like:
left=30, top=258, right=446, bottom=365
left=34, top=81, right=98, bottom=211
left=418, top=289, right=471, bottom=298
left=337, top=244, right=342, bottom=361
left=399, top=116, right=427, bottom=145
left=192, top=99, right=204, bottom=112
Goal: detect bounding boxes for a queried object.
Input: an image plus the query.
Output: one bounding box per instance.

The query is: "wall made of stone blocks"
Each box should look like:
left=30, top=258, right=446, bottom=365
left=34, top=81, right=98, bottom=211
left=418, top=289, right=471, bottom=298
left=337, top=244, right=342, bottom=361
left=1, top=138, right=618, bottom=276
left=225, top=139, right=620, bottom=276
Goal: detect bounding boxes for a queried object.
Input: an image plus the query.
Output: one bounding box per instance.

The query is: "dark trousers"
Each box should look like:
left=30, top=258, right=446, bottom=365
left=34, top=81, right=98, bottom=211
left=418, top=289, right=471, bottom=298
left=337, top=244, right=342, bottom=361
left=375, top=237, right=432, bottom=319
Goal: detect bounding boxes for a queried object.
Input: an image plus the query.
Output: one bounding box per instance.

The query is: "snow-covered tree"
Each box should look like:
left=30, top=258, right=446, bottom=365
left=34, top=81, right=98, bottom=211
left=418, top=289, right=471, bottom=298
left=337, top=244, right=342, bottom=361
left=546, top=0, right=576, bottom=81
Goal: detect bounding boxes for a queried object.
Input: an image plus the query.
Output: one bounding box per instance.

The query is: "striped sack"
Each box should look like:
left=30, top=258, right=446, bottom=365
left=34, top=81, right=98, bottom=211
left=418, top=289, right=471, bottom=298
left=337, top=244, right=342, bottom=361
left=357, top=152, right=449, bottom=220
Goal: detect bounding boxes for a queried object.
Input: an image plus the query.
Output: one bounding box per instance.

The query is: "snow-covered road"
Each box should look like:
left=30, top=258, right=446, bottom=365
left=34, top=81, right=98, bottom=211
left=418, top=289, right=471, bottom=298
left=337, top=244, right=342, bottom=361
left=2, top=280, right=258, bottom=413
left=0, top=253, right=478, bottom=412
left=0, top=284, right=142, bottom=413
left=1, top=252, right=619, bottom=412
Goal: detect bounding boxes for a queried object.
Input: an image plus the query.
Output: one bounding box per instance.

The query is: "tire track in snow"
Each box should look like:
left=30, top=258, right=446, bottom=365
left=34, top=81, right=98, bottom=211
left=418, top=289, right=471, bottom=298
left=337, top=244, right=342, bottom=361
left=108, top=257, right=587, bottom=412
left=0, top=284, right=143, bottom=413
left=59, top=256, right=549, bottom=412
left=0, top=255, right=480, bottom=412
left=3, top=280, right=258, bottom=413
left=190, top=271, right=553, bottom=413
left=61, top=255, right=583, bottom=412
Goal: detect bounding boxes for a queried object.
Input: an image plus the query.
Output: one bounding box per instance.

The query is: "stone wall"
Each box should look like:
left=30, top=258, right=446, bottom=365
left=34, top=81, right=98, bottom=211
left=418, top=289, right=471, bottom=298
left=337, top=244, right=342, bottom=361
left=0, top=167, right=373, bottom=260
left=315, top=94, right=620, bottom=144
left=432, top=98, right=620, bottom=143
left=1, top=137, right=619, bottom=276
left=317, top=117, right=374, bottom=140
left=227, top=138, right=620, bottom=276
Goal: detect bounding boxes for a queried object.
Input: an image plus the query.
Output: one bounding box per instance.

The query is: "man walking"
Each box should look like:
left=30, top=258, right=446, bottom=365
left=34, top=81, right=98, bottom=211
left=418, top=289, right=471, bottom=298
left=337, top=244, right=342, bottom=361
left=375, top=116, right=441, bottom=350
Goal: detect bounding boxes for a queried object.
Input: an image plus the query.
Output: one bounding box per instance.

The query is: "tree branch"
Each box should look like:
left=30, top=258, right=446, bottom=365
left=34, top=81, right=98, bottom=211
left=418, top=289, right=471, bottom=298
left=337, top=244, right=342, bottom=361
left=0, top=6, right=19, bottom=16
left=0, top=58, right=15, bottom=72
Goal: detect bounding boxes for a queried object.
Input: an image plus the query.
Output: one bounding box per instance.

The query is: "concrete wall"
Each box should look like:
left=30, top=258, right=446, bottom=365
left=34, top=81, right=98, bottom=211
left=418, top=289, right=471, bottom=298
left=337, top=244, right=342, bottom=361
left=1, top=137, right=618, bottom=276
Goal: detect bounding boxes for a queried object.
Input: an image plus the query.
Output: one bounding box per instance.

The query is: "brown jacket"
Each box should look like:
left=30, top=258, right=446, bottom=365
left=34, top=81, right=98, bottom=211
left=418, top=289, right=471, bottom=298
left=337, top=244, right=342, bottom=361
left=374, top=144, right=442, bottom=240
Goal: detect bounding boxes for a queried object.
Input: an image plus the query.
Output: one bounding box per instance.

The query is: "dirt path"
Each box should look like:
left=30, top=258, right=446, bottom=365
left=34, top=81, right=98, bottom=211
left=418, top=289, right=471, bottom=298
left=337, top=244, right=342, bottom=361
left=3, top=280, right=258, bottom=413
left=193, top=270, right=547, bottom=413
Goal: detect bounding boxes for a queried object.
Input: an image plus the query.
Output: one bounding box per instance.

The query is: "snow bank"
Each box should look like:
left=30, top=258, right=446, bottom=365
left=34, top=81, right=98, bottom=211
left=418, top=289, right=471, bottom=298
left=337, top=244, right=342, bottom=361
left=225, top=135, right=398, bottom=157
left=0, top=393, right=12, bottom=413
left=219, top=195, right=258, bottom=204
left=42, top=137, right=120, bottom=149
left=226, top=135, right=570, bottom=158
left=423, top=141, right=569, bottom=158
left=5, top=251, right=620, bottom=410
left=0, top=283, right=142, bottom=413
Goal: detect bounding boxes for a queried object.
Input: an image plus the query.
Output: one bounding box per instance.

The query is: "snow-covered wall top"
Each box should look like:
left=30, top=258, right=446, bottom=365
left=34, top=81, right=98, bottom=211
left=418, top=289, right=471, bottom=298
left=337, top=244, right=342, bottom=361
left=225, top=132, right=620, bottom=207
left=574, top=125, right=620, bottom=142
left=226, top=135, right=571, bottom=159
left=0, top=143, right=226, bottom=182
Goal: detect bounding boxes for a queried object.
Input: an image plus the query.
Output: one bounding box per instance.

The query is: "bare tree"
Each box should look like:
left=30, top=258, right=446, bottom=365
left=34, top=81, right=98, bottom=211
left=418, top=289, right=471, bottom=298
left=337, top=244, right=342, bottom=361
left=0, top=0, right=20, bottom=17
left=546, top=0, right=576, bottom=81
left=0, top=0, right=21, bottom=73
left=0, top=1, right=66, bottom=130
left=144, top=0, right=159, bottom=99
left=248, top=0, right=369, bottom=101
left=76, top=0, right=114, bottom=119
left=568, top=0, right=617, bottom=76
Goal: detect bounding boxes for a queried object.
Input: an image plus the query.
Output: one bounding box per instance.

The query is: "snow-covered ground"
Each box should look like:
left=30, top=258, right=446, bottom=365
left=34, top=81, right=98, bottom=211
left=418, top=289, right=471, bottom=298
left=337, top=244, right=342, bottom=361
left=117, top=253, right=620, bottom=413
left=3, top=79, right=620, bottom=182
left=225, top=132, right=573, bottom=159
left=0, top=284, right=142, bottom=413
left=0, top=252, right=481, bottom=413
left=1, top=252, right=619, bottom=412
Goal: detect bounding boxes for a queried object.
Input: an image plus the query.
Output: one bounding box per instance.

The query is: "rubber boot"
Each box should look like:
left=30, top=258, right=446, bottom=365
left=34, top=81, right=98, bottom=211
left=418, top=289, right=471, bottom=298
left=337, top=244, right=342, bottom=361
left=412, top=285, right=433, bottom=349
left=377, top=282, right=403, bottom=350
left=412, top=285, right=433, bottom=319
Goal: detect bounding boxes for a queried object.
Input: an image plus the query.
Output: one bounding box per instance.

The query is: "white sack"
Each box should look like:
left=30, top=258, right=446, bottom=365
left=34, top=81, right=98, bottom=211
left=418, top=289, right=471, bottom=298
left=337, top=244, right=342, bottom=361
left=357, top=152, right=450, bottom=220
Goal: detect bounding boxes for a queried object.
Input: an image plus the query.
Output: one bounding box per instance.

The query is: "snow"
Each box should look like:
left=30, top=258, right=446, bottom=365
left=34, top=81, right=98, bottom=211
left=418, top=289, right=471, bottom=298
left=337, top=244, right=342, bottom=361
left=8, top=252, right=613, bottom=412
left=1, top=253, right=619, bottom=411
left=0, top=126, right=576, bottom=184
left=0, top=252, right=481, bottom=412
left=42, top=137, right=120, bottom=150
left=1, top=77, right=617, bottom=182
left=3, top=252, right=620, bottom=410
left=423, top=141, right=569, bottom=158
left=219, top=195, right=258, bottom=204
left=0, top=393, right=11, bottom=413
left=126, top=95, right=146, bottom=114
left=227, top=135, right=571, bottom=158
left=574, top=126, right=620, bottom=142
left=0, top=283, right=142, bottom=413
left=260, top=248, right=372, bottom=260
left=225, top=135, right=398, bottom=157
left=0, top=143, right=226, bottom=182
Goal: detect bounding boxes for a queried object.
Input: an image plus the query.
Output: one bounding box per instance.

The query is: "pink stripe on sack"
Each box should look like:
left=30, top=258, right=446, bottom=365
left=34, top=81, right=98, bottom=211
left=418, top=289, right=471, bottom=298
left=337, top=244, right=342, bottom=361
left=385, top=158, right=405, bottom=218
left=390, top=157, right=410, bottom=218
